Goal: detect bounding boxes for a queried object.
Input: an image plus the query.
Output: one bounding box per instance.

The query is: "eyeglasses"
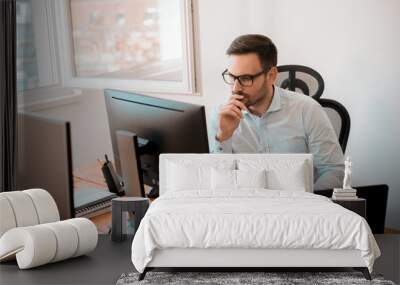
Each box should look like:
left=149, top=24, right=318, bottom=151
left=222, top=68, right=270, bottom=87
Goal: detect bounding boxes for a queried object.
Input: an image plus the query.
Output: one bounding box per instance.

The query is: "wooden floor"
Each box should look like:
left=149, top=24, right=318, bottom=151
left=0, top=235, right=134, bottom=285
left=0, top=234, right=398, bottom=285
left=384, top=228, right=400, bottom=234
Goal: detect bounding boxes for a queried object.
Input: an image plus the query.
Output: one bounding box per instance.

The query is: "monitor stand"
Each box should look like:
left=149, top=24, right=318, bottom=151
left=116, top=130, right=159, bottom=198
left=116, top=130, right=145, bottom=197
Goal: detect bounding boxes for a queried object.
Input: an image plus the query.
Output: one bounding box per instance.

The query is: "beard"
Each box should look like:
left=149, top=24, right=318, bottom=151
left=232, top=86, right=268, bottom=108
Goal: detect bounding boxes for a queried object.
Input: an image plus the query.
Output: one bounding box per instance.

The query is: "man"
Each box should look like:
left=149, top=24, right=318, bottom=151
left=211, top=34, right=344, bottom=190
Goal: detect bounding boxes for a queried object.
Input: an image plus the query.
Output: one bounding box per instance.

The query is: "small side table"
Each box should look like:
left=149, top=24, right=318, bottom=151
left=111, top=197, right=149, bottom=242
left=332, top=198, right=366, bottom=218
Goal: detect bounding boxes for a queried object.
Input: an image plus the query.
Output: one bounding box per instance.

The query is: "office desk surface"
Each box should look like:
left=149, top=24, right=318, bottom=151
left=0, top=235, right=133, bottom=285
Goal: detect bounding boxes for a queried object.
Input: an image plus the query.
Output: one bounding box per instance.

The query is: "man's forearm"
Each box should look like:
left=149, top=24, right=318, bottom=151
left=211, top=136, right=233, bottom=153
left=313, top=168, right=344, bottom=191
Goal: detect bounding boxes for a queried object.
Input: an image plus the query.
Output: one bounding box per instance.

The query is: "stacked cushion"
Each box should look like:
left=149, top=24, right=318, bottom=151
left=0, top=189, right=97, bottom=269
left=0, top=189, right=59, bottom=237
left=0, top=218, right=98, bottom=269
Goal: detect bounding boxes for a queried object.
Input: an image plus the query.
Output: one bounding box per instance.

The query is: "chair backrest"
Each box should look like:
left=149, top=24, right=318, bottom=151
left=276, top=65, right=324, bottom=99
left=316, top=98, right=351, bottom=152
left=276, top=65, right=350, bottom=152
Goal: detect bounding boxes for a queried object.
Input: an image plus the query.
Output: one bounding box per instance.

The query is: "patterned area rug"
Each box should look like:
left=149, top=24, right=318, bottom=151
left=116, top=271, right=396, bottom=285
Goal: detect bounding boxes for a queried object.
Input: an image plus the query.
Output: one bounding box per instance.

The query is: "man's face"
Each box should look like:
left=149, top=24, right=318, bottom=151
left=227, top=53, right=275, bottom=107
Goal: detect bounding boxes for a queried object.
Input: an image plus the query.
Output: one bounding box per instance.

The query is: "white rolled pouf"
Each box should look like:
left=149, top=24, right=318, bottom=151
left=66, top=218, right=98, bottom=257
left=0, top=189, right=60, bottom=239
left=42, top=221, right=79, bottom=262
left=0, top=196, right=17, bottom=237
left=0, top=191, right=39, bottom=228
left=0, top=218, right=98, bottom=269
left=23, top=188, right=60, bottom=224
left=0, top=226, right=57, bottom=268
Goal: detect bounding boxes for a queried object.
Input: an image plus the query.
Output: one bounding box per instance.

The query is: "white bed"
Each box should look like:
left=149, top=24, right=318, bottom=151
left=131, top=154, right=380, bottom=280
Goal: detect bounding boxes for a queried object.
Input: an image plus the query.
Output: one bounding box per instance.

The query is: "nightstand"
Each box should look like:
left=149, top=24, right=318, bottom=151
left=331, top=198, right=366, bottom=218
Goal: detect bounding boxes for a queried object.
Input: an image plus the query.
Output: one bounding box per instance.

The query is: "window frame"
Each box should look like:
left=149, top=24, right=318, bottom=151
left=54, top=0, right=197, bottom=95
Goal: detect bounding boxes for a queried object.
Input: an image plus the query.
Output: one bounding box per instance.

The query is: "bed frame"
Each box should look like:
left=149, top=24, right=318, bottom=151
left=139, top=248, right=371, bottom=280
left=137, top=154, right=372, bottom=281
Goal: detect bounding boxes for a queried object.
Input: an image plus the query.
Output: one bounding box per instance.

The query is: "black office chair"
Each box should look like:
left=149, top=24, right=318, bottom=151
left=277, top=64, right=324, bottom=99
left=277, top=65, right=387, bottom=233
left=276, top=64, right=350, bottom=152
left=316, top=98, right=350, bottom=153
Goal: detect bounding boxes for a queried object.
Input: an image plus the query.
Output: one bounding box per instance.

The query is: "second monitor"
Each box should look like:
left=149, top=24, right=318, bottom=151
left=104, top=89, right=210, bottom=198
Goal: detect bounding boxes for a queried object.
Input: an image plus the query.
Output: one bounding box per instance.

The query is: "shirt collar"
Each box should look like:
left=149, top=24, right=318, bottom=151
left=266, top=85, right=282, bottom=113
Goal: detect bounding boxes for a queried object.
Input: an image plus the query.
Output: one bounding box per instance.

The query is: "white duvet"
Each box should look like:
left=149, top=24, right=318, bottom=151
left=131, top=190, right=380, bottom=273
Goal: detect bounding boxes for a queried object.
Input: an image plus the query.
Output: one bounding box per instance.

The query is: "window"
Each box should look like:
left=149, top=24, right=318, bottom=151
left=56, top=0, right=196, bottom=94
left=16, top=0, right=38, bottom=91
left=16, top=0, right=59, bottom=92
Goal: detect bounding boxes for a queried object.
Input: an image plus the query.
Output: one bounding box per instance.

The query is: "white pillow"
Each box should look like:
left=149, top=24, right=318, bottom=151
left=236, top=169, right=267, bottom=189
left=237, top=159, right=309, bottom=192
left=267, top=167, right=307, bottom=191
left=211, top=169, right=267, bottom=190
left=167, top=162, right=210, bottom=191
left=166, top=159, right=235, bottom=191
left=211, top=168, right=236, bottom=190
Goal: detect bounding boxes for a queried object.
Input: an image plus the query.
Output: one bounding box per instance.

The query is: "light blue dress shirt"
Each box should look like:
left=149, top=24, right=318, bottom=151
left=210, top=86, right=344, bottom=190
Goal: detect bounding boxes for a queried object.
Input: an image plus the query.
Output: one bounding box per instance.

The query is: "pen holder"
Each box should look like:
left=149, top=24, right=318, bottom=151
left=111, top=197, right=149, bottom=242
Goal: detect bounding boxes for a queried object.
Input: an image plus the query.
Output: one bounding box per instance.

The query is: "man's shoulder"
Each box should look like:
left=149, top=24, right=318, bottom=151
left=278, top=87, right=320, bottom=109
left=279, top=87, right=318, bottom=104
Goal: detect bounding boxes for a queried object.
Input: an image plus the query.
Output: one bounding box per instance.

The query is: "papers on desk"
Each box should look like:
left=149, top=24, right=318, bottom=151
left=74, top=188, right=117, bottom=218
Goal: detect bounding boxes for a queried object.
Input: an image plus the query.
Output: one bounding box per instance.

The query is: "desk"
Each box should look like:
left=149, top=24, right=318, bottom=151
left=73, top=162, right=153, bottom=234
left=73, top=161, right=108, bottom=190
left=73, top=162, right=112, bottom=234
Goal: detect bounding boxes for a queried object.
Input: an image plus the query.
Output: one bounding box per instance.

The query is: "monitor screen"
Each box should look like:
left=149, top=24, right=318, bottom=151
left=104, top=89, right=210, bottom=197
left=16, top=112, right=74, bottom=220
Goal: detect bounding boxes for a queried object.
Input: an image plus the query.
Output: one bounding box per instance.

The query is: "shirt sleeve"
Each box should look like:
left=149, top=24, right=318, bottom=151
left=303, top=102, right=345, bottom=190
left=209, top=105, right=233, bottom=153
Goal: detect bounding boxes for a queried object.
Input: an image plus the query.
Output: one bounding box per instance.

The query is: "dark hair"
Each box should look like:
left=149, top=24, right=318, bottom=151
left=226, top=34, right=277, bottom=70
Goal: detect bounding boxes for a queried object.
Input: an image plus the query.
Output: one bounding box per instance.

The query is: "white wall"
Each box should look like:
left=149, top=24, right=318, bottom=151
left=34, top=0, right=400, bottom=229
left=194, top=0, right=400, bottom=228
left=281, top=0, right=400, bottom=228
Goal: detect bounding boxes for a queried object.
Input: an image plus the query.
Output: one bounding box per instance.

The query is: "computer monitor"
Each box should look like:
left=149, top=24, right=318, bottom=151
left=104, top=89, right=210, bottom=197
left=16, top=112, right=117, bottom=219
left=16, top=112, right=74, bottom=220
